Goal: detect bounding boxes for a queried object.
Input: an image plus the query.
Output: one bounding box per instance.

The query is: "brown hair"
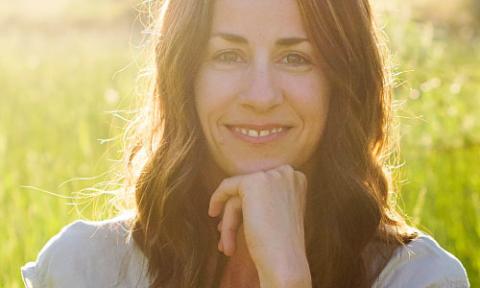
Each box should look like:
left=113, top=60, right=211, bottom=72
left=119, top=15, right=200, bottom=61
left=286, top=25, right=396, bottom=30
left=124, top=0, right=418, bottom=287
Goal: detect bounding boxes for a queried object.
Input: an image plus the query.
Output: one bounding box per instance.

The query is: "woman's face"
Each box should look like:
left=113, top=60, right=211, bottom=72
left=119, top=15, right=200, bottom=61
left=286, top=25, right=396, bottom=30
left=194, top=0, right=330, bottom=176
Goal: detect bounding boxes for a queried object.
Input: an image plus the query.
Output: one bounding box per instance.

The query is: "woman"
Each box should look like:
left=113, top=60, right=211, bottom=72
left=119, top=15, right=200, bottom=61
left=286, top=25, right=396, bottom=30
left=21, top=0, right=470, bottom=287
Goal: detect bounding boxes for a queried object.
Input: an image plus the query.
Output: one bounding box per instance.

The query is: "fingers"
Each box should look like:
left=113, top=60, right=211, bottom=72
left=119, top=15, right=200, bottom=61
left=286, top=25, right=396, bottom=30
left=294, top=170, right=307, bottom=192
left=217, top=219, right=223, bottom=232
left=209, top=175, right=244, bottom=256
left=210, top=165, right=308, bottom=258
left=218, top=237, right=224, bottom=252
left=219, top=196, right=243, bottom=256
left=217, top=219, right=224, bottom=252
left=208, top=175, right=243, bottom=217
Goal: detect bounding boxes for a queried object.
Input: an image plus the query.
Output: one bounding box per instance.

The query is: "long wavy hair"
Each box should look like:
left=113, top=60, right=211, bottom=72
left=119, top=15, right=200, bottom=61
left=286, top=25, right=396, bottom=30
left=124, top=0, right=418, bottom=287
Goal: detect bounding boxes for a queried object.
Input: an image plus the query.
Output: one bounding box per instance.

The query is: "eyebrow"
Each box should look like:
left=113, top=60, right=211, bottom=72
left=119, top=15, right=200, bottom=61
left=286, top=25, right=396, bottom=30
left=211, top=32, right=309, bottom=46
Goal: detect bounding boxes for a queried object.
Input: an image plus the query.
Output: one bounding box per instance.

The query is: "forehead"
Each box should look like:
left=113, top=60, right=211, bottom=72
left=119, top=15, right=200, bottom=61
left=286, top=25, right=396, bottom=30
left=211, top=0, right=307, bottom=38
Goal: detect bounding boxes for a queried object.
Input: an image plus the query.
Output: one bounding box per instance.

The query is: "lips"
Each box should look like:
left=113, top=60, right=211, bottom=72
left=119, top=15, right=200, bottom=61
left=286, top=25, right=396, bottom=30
left=225, top=124, right=292, bottom=144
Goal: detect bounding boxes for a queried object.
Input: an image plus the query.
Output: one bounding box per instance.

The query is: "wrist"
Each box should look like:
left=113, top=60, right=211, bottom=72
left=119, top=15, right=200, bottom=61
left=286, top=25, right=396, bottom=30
left=259, top=272, right=312, bottom=288
left=258, top=254, right=312, bottom=288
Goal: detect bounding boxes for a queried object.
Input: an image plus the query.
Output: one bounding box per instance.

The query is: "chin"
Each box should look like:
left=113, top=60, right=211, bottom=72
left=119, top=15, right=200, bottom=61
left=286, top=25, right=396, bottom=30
left=225, top=159, right=292, bottom=176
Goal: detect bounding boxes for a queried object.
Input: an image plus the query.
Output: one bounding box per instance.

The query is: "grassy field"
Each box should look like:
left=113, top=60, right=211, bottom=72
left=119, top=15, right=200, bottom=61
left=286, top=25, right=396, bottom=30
left=1, top=1, right=479, bottom=287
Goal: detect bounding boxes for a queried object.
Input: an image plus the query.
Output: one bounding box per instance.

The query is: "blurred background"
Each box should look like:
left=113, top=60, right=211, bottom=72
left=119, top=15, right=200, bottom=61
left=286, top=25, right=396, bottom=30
left=0, top=0, right=478, bottom=286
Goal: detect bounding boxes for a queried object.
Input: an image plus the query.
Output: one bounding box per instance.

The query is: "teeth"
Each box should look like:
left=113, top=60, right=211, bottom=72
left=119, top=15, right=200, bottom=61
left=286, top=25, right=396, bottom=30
left=248, top=129, right=259, bottom=137
left=233, top=126, right=286, bottom=137
left=259, top=130, right=270, bottom=137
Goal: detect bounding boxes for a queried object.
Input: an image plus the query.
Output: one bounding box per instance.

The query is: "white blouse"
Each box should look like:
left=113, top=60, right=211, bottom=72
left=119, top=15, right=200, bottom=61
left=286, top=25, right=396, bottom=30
left=21, top=215, right=470, bottom=288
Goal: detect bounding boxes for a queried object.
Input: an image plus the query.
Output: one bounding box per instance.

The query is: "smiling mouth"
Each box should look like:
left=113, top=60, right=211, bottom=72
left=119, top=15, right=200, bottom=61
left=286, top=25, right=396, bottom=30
left=225, top=124, right=292, bottom=144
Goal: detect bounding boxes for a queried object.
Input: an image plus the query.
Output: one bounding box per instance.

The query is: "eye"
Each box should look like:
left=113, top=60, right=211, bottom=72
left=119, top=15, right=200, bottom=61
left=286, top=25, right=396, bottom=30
left=279, top=53, right=311, bottom=66
left=213, top=50, right=245, bottom=64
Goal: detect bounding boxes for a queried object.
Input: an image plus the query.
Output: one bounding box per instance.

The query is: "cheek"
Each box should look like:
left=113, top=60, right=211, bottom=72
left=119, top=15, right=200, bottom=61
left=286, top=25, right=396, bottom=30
left=194, top=68, right=244, bottom=123
left=280, top=73, right=330, bottom=122
left=280, top=72, right=330, bottom=159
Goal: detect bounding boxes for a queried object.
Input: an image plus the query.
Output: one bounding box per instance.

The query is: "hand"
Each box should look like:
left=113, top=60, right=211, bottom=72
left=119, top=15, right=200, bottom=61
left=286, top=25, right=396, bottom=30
left=208, top=165, right=311, bottom=286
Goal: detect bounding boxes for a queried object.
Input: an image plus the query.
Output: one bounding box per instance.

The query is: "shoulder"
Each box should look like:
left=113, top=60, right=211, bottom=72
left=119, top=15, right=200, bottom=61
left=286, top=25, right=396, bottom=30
left=373, top=231, right=470, bottom=288
left=21, top=213, right=150, bottom=288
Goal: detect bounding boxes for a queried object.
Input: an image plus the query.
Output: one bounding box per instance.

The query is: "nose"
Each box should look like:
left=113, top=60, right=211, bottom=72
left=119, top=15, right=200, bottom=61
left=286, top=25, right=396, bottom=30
left=239, top=60, right=283, bottom=112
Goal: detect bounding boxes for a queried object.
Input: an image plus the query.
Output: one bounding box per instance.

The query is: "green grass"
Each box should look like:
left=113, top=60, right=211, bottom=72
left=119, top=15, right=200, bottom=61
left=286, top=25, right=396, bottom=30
left=0, top=27, right=139, bottom=287
left=1, top=3, right=479, bottom=287
left=383, top=7, right=480, bottom=285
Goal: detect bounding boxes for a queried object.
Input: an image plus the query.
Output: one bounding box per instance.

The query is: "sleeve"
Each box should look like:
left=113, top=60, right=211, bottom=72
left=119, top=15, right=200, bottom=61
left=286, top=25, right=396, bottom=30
left=374, top=234, right=470, bottom=288
left=21, top=261, right=42, bottom=288
left=20, top=220, right=95, bottom=288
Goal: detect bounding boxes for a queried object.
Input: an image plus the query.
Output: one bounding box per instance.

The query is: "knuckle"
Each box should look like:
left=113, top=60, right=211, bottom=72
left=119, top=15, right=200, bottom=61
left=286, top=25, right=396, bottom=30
left=295, top=170, right=307, bottom=182
left=221, top=177, right=232, bottom=188
left=228, top=197, right=242, bottom=209
left=251, top=171, right=268, bottom=182
left=222, top=198, right=242, bottom=220
left=294, top=171, right=308, bottom=189
left=278, top=165, right=294, bottom=179
left=279, top=164, right=293, bottom=173
left=269, top=170, right=282, bottom=179
left=283, top=164, right=294, bottom=172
